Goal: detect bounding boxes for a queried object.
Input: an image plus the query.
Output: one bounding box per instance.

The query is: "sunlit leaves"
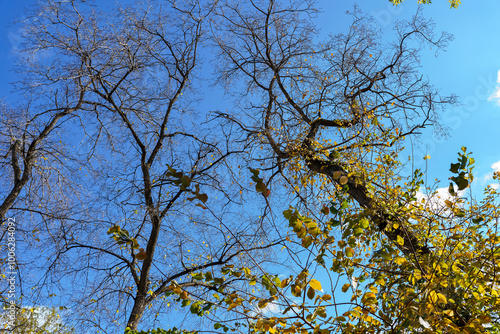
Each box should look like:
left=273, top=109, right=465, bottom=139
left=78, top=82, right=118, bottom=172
left=107, top=225, right=140, bottom=249
left=309, top=279, right=322, bottom=291
left=248, top=148, right=500, bottom=332
left=390, top=0, right=462, bottom=9
left=448, top=147, right=474, bottom=192
left=249, top=168, right=271, bottom=197
left=166, top=164, right=208, bottom=208
left=125, top=327, right=196, bottom=334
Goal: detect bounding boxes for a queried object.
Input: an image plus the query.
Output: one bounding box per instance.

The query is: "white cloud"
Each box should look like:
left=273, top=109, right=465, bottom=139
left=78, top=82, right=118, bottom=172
left=415, top=186, right=465, bottom=213
left=488, top=70, right=500, bottom=105
left=483, top=160, right=500, bottom=184
left=7, top=29, right=23, bottom=55
left=419, top=316, right=432, bottom=329
left=351, top=276, right=358, bottom=290
left=416, top=187, right=452, bottom=203
left=492, top=160, right=500, bottom=173
left=487, top=161, right=500, bottom=190
left=256, top=301, right=281, bottom=316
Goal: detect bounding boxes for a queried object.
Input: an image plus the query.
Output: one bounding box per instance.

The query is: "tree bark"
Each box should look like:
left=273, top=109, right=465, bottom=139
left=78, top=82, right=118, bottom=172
left=307, top=158, right=430, bottom=257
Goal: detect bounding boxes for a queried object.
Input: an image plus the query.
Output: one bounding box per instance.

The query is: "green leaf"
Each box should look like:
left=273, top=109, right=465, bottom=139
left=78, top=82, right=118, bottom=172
left=345, top=247, right=355, bottom=257
left=181, top=175, right=191, bottom=189
left=302, top=236, right=312, bottom=248
left=213, top=277, right=224, bottom=284
left=472, top=217, right=484, bottom=225
left=329, top=205, right=339, bottom=215
left=258, top=299, right=268, bottom=309
left=248, top=167, right=259, bottom=177
left=107, top=225, right=120, bottom=234
left=359, top=218, right=369, bottom=229
left=460, top=155, right=467, bottom=169
left=316, top=306, right=327, bottom=318
left=457, top=178, right=469, bottom=190
left=450, top=163, right=460, bottom=174
left=329, top=219, right=341, bottom=227
left=191, top=273, right=204, bottom=280
left=380, top=250, right=391, bottom=261
left=197, top=193, right=208, bottom=203
left=448, top=183, right=456, bottom=196
left=307, top=286, right=315, bottom=299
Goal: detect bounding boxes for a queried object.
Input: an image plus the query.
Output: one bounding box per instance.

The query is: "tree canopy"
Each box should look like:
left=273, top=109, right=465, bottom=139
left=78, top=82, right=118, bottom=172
left=1, top=0, right=497, bottom=333
left=0, top=306, right=74, bottom=333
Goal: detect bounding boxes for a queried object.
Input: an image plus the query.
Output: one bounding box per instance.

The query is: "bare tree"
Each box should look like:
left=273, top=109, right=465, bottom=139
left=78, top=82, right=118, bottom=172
left=1, top=0, right=468, bottom=332
left=1, top=0, right=283, bottom=332
left=211, top=0, right=455, bottom=254
left=205, top=0, right=481, bottom=330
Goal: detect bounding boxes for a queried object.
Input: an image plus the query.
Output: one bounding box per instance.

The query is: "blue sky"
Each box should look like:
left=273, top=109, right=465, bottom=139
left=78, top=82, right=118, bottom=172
left=314, top=0, right=500, bottom=194
left=2, top=0, right=499, bottom=194
left=1, top=0, right=500, bottom=331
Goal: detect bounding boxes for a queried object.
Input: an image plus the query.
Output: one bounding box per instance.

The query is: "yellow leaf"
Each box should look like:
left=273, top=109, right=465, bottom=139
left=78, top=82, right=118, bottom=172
left=437, top=293, right=447, bottom=304
left=443, top=310, right=454, bottom=317
left=361, top=292, right=377, bottom=305
left=375, top=277, right=385, bottom=286
left=345, top=247, right=354, bottom=257
left=293, top=285, right=301, bottom=296
left=478, top=314, right=491, bottom=324
left=429, top=290, right=438, bottom=304
left=309, top=279, right=322, bottom=291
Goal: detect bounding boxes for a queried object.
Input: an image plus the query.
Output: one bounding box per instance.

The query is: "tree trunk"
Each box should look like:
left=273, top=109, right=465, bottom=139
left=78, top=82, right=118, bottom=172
left=307, top=158, right=430, bottom=256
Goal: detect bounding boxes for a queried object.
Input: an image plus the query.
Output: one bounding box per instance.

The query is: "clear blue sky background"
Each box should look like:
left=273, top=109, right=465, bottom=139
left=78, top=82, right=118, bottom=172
left=2, top=0, right=499, bottom=193
left=314, top=0, right=500, bottom=194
